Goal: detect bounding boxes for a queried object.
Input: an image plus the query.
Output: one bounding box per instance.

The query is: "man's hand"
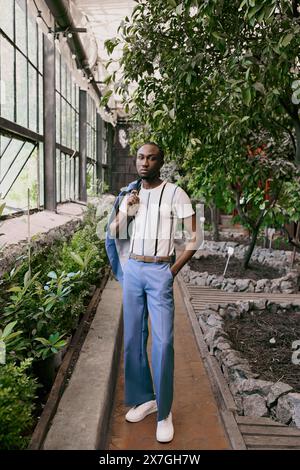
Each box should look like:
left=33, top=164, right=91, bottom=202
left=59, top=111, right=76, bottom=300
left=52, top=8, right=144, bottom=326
left=170, top=266, right=177, bottom=278
left=127, top=190, right=140, bottom=216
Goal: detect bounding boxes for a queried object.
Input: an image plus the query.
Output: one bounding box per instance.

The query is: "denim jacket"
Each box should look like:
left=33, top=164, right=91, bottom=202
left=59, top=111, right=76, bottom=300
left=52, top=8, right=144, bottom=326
left=105, top=178, right=142, bottom=285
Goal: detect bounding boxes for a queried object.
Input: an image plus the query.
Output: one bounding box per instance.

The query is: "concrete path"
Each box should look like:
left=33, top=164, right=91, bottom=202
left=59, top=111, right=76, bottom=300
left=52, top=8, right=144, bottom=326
left=106, top=278, right=230, bottom=450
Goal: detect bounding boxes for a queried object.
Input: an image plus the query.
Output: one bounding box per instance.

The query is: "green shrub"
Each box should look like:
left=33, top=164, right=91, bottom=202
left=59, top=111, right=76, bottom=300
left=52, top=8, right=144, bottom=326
left=0, top=359, right=38, bottom=449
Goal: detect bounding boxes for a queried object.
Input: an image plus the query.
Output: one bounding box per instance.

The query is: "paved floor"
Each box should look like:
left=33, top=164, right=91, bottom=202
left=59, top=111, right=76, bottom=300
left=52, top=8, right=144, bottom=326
left=106, top=279, right=230, bottom=450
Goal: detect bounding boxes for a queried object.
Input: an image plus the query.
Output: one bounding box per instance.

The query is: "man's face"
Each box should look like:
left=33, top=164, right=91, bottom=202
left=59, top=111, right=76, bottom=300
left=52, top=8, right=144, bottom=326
left=136, top=144, right=163, bottom=180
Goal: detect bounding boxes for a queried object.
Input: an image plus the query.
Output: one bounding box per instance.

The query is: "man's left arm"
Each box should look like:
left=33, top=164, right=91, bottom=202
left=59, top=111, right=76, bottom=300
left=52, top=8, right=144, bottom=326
left=170, top=213, right=203, bottom=277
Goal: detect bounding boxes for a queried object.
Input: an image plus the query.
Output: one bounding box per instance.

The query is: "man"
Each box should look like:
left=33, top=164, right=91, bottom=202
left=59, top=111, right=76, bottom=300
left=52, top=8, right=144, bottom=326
left=108, top=142, right=202, bottom=443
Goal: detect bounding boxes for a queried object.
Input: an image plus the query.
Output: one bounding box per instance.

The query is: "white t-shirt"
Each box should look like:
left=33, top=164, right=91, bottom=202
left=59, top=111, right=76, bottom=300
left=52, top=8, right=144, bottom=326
left=119, top=180, right=195, bottom=257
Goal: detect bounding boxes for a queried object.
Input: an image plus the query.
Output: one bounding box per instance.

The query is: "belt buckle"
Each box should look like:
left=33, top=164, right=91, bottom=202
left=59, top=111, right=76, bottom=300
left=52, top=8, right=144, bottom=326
left=154, top=255, right=158, bottom=263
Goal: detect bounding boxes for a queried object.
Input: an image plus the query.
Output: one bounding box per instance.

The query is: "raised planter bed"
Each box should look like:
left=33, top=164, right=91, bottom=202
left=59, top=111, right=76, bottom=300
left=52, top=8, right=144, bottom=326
left=28, top=267, right=110, bottom=450
left=181, top=241, right=300, bottom=293
left=198, top=299, right=300, bottom=428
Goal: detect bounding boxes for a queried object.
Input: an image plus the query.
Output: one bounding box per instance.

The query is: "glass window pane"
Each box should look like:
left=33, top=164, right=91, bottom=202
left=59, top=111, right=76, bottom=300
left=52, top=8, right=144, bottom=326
left=1, top=140, right=35, bottom=200
left=0, top=0, right=14, bottom=39
left=61, top=152, right=65, bottom=201
left=65, top=154, right=70, bottom=200
left=67, top=103, right=71, bottom=148
left=39, top=74, right=43, bottom=134
left=70, top=157, right=74, bottom=200
left=39, top=142, right=44, bottom=207
left=75, top=156, right=79, bottom=199
left=55, top=51, right=60, bottom=92
left=56, top=150, right=60, bottom=203
left=0, top=137, right=23, bottom=177
left=28, top=65, right=37, bottom=132
left=16, top=51, right=28, bottom=127
left=56, top=93, right=61, bottom=144
left=38, top=29, right=43, bottom=73
left=0, top=135, right=11, bottom=157
left=0, top=37, right=14, bottom=121
left=61, top=62, right=66, bottom=97
left=61, top=99, right=66, bottom=146
left=72, top=79, right=75, bottom=107
left=4, top=144, right=38, bottom=213
left=66, top=71, right=70, bottom=103
left=28, top=15, right=37, bottom=67
left=15, top=0, right=27, bottom=56
left=75, top=112, right=79, bottom=151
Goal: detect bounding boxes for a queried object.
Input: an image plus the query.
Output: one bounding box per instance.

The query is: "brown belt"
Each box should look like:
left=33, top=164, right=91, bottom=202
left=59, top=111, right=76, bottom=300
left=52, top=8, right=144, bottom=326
left=129, top=253, right=174, bottom=263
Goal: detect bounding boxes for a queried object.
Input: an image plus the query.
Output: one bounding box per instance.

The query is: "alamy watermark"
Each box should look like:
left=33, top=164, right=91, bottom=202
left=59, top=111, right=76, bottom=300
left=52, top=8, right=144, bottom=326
left=291, top=340, right=300, bottom=365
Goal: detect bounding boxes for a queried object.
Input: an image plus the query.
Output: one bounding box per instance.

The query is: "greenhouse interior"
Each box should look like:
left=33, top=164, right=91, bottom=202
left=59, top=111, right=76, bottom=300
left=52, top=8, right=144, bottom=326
left=1, top=0, right=300, bottom=456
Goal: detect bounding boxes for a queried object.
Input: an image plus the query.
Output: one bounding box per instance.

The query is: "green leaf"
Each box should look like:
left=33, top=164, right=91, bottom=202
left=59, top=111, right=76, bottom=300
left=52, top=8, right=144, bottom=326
left=1, top=321, right=18, bottom=340
left=7, top=286, right=22, bottom=292
left=247, top=5, right=264, bottom=21
left=242, top=87, right=251, bottom=106
left=259, top=202, right=266, bottom=210
left=169, top=108, right=175, bottom=120
left=70, top=252, right=84, bottom=267
left=35, top=337, right=50, bottom=346
left=47, top=271, right=57, bottom=279
left=238, top=0, right=247, bottom=12
left=175, top=3, right=184, bottom=15
left=24, top=269, right=31, bottom=287
left=281, top=33, right=293, bottom=48
left=153, top=110, right=163, bottom=119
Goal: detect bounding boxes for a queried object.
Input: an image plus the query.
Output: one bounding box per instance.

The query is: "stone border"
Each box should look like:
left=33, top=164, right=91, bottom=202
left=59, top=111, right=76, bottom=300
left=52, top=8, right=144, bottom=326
left=198, top=299, right=300, bottom=428
left=0, top=218, right=83, bottom=278
left=181, top=241, right=299, bottom=293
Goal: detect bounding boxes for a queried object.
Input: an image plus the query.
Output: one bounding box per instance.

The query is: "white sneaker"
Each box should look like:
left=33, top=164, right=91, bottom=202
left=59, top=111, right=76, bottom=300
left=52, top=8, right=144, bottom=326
left=125, top=400, right=157, bottom=422
left=156, top=412, right=174, bottom=443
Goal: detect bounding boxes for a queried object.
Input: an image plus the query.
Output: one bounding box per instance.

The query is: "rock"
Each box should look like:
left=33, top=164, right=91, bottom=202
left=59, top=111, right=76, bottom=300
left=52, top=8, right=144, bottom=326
left=247, top=281, right=255, bottom=292
left=253, top=299, right=267, bottom=310
left=211, top=278, right=223, bottom=288
left=267, top=382, right=293, bottom=407
left=235, top=279, right=250, bottom=291
left=189, top=271, right=200, bottom=280
left=235, top=301, right=250, bottom=316
left=195, top=276, right=208, bottom=286
left=213, top=339, right=232, bottom=352
left=280, top=281, right=295, bottom=293
left=268, top=302, right=278, bottom=314
left=276, top=395, right=293, bottom=424
left=276, top=393, right=300, bottom=427
left=243, top=394, right=269, bottom=417
left=206, top=314, right=223, bottom=327
left=270, top=279, right=282, bottom=292
left=226, top=306, right=240, bottom=319
left=203, top=327, right=225, bottom=347
left=218, top=308, right=226, bottom=318
left=238, top=378, right=273, bottom=396
left=255, top=279, right=268, bottom=292
left=222, top=351, right=244, bottom=368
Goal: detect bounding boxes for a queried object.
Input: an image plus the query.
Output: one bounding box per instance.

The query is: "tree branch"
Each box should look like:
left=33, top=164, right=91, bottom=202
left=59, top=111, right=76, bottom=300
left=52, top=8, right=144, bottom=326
left=281, top=225, right=300, bottom=249
left=270, top=118, right=296, bottom=152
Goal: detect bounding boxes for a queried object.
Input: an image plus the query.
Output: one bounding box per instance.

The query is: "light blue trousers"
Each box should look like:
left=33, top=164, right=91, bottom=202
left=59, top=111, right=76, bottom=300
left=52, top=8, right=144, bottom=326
left=122, top=258, right=175, bottom=421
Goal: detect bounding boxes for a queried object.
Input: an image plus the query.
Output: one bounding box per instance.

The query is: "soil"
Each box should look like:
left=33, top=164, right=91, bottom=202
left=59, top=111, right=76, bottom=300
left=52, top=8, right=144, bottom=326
left=189, top=255, right=283, bottom=280
left=224, top=310, right=300, bottom=393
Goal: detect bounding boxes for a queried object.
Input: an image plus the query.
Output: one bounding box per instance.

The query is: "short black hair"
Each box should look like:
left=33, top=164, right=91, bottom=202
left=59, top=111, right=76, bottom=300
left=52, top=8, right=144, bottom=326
left=139, top=141, right=164, bottom=161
